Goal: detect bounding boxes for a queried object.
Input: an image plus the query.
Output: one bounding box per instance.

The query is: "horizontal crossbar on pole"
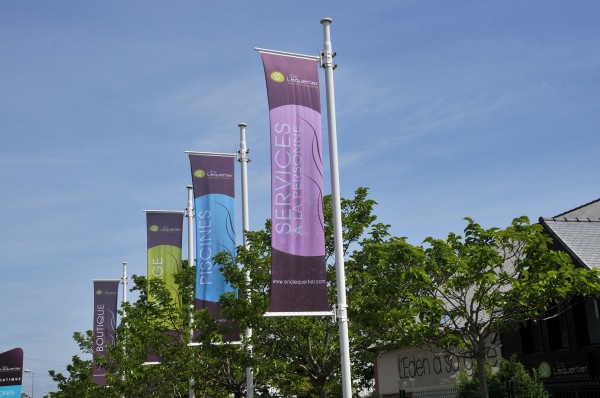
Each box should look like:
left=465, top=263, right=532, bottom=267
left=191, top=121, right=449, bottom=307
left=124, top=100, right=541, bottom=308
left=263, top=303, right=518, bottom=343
left=142, top=210, right=185, bottom=214
left=264, top=311, right=334, bottom=317
left=185, top=151, right=237, bottom=157
left=187, top=341, right=243, bottom=347
left=254, top=47, right=320, bottom=61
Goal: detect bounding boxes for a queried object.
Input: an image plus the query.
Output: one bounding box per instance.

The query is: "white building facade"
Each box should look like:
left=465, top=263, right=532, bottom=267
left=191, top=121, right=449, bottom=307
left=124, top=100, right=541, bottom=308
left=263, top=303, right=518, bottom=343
left=376, top=345, right=502, bottom=395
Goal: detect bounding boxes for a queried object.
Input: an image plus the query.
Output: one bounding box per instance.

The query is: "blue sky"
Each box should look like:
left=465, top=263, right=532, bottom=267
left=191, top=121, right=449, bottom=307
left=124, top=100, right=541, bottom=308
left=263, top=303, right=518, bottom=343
left=1, top=1, right=599, bottom=395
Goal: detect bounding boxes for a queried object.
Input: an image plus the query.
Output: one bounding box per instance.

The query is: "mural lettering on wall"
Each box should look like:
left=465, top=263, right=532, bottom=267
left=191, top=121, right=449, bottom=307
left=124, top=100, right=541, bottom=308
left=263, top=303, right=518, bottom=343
left=397, top=347, right=500, bottom=379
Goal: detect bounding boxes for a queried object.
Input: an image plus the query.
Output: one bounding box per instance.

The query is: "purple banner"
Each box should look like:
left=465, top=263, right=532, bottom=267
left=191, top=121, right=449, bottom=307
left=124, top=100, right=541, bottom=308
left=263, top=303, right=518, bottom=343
left=261, top=52, right=329, bottom=313
left=92, top=280, right=119, bottom=386
left=0, top=348, right=23, bottom=397
left=188, top=152, right=239, bottom=341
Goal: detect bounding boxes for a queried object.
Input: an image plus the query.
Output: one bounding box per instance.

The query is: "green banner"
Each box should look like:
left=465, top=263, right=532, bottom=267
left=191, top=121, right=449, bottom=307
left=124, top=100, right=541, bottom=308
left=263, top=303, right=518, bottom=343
left=146, top=211, right=184, bottom=307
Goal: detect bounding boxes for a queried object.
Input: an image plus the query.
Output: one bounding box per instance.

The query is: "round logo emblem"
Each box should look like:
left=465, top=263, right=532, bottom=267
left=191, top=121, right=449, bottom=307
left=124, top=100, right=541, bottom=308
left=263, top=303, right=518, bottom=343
left=96, top=290, right=103, bottom=295
left=539, top=362, right=551, bottom=378
left=270, top=71, right=285, bottom=83
left=194, top=169, right=206, bottom=178
left=149, top=225, right=159, bottom=232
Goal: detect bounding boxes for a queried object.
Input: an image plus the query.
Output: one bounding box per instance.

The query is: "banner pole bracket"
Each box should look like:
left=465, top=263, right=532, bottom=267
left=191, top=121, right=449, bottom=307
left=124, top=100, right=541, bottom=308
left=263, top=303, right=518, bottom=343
left=332, top=304, right=337, bottom=323
left=334, top=304, right=348, bottom=324
left=320, top=50, right=337, bottom=70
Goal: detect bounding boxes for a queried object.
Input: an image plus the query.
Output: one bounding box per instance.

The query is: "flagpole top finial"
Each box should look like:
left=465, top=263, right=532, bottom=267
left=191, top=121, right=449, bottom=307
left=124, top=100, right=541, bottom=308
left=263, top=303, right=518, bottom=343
left=320, top=17, right=333, bottom=25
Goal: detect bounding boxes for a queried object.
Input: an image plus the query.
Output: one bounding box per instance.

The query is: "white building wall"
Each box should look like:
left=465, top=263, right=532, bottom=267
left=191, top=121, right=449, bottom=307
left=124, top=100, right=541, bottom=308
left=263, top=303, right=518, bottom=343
left=376, top=345, right=501, bottom=395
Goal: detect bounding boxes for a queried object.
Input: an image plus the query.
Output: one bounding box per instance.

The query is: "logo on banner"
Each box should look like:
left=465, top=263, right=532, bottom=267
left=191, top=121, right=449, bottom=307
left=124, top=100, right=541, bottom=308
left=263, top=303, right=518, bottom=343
left=270, top=71, right=284, bottom=82
left=287, top=73, right=319, bottom=87
left=95, top=289, right=117, bottom=296
left=150, top=224, right=182, bottom=233
left=270, top=70, right=318, bottom=88
left=195, top=169, right=234, bottom=179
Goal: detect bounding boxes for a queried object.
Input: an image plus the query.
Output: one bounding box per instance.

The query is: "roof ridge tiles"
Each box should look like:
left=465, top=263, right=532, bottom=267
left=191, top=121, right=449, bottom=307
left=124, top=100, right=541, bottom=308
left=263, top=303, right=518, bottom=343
left=540, top=216, right=600, bottom=222
left=554, top=197, right=600, bottom=218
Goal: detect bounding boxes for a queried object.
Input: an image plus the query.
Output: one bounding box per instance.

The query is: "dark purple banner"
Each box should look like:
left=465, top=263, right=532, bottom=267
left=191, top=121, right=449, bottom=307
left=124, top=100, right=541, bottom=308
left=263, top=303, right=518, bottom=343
left=92, top=280, right=119, bottom=386
left=261, top=52, right=329, bottom=313
left=0, top=348, right=23, bottom=396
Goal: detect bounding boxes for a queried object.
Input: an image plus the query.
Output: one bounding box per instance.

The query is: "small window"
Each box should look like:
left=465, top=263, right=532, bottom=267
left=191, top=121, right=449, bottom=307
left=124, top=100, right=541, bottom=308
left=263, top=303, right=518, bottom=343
left=573, top=297, right=600, bottom=346
left=520, top=320, right=543, bottom=354
left=585, top=299, right=600, bottom=344
left=547, top=314, right=570, bottom=350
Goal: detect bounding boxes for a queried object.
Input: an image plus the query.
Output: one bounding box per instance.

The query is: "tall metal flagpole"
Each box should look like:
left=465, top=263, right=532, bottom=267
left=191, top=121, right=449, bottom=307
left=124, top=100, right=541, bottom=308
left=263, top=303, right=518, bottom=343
left=122, top=261, right=127, bottom=317
left=238, top=123, right=254, bottom=398
left=320, top=17, right=352, bottom=398
left=121, top=261, right=127, bottom=395
left=187, top=185, right=196, bottom=398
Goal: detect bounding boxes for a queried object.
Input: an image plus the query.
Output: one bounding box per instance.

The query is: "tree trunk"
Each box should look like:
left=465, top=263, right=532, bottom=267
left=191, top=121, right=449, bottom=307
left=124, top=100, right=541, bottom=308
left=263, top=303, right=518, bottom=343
left=476, top=353, right=489, bottom=398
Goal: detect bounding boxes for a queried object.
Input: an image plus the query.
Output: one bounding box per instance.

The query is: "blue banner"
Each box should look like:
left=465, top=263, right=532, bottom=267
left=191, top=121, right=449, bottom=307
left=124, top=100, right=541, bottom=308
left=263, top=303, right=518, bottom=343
left=188, top=152, right=238, bottom=341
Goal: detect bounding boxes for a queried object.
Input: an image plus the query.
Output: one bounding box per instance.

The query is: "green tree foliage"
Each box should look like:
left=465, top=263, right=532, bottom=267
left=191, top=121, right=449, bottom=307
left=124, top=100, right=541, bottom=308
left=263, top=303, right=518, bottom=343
left=350, top=216, right=600, bottom=398
left=457, top=356, right=549, bottom=398
left=48, top=188, right=384, bottom=397
left=47, top=331, right=106, bottom=398
left=104, top=269, right=195, bottom=398
left=49, top=189, right=593, bottom=398
left=218, top=187, right=385, bottom=397
left=105, top=262, right=255, bottom=398
left=48, top=261, right=253, bottom=397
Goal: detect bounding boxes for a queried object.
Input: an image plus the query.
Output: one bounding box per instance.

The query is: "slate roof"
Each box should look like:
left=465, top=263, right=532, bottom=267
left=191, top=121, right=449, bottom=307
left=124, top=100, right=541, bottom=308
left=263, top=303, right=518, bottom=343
left=555, top=197, right=600, bottom=219
left=539, top=198, right=600, bottom=270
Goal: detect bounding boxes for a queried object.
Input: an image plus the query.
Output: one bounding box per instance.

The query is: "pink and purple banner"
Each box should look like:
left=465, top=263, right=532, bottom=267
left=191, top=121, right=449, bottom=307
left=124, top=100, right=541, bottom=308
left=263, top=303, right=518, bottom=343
left=0, top=348, right=23, bottom=397
left=260, top=51, right=329, bottom=314
left=188, top=152, right=239, bottom=341
left=92, top=280, right=119, bottom=386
